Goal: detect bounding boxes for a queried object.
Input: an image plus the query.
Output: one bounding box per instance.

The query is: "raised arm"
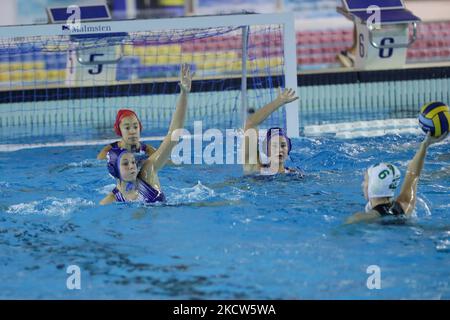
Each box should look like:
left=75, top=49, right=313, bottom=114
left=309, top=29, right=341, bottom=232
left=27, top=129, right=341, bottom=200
left=397, top=132, right=448, bottom=214
left=244, top=88, right=298, bottom=131
left=242, top=88, right=298, bottom=173
left=145, top=144, right=157, bottom=156
left=141, top=64, right=192, bottom=174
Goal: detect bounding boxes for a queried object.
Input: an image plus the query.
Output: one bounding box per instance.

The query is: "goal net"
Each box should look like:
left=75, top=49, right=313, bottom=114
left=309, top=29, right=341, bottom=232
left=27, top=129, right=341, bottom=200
left=0, top=13, right=298, bottom=146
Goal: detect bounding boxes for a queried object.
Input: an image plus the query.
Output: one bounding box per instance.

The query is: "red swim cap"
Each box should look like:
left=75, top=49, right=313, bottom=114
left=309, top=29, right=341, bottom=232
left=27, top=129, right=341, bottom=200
left=113, top=109, right=143, bottom=136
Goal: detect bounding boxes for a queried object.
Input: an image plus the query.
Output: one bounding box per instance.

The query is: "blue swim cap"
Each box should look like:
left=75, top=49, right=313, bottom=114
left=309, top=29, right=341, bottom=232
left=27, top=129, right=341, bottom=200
left=107, top=147, right=129, bottom=180
left=266, top=127, right=292, bottom=155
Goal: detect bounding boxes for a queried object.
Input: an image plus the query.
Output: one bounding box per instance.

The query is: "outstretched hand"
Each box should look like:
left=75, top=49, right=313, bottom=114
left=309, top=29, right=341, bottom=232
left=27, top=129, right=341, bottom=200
left=423, top=131, right=449, bottom=147
left=179, top=63, right=193, bottom=93
left=276, top=87, right=299, bottom=105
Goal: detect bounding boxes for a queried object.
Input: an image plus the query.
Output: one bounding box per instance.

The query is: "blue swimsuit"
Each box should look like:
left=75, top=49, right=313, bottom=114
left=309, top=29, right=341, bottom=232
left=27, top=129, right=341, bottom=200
left=112, top=178, right=165, bottom=204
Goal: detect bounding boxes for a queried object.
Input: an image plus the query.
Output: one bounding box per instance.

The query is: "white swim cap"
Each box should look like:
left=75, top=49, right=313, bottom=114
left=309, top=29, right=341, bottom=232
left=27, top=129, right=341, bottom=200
left=367, top=163, right=401, bottom=199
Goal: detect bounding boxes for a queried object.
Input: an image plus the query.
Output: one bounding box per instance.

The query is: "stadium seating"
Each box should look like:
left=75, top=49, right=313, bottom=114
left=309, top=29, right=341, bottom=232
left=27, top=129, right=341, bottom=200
left=0, top=19, right=450, bottom=87
left=296, top=21, right=450, bottom=69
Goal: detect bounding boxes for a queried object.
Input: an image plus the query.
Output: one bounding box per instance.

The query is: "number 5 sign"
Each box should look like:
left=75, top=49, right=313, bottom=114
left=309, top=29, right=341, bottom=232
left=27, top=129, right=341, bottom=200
left=66, top=41, right=124, bottom=86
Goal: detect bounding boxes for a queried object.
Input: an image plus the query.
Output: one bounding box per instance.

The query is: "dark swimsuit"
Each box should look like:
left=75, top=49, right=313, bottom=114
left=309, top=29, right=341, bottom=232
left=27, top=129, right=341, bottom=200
left=259, top=166, right=305, bottom=178
left=372, top=201, right=405, bottom=217
left=112, top=178, right=165, bottom=204
left=110, top=141, right=147, bottom=152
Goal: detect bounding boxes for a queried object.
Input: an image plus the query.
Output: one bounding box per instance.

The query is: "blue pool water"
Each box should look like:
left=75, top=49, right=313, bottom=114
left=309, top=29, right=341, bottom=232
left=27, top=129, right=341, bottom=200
left=0, top=134, right=449, bottom=299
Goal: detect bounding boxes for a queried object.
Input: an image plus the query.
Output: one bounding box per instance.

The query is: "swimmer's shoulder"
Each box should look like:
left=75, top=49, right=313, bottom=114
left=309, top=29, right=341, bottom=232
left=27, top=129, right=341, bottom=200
left=285, top=167, right=305, bottom=177
left=97, top=144, right=113, bottom=160
left=345, top=210, right=381, bottom=224
left=244, top=163, right=262, bottom=176
left=98, top=141, right=126, bottom=160
left=100, top=192, right=116, bottom=205
left=246, top=166, right=305, bottom=177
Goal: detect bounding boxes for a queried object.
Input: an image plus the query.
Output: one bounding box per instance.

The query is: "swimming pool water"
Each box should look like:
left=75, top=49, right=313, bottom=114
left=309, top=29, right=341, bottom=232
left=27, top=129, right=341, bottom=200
left=0, top=134, right=449, bottom=299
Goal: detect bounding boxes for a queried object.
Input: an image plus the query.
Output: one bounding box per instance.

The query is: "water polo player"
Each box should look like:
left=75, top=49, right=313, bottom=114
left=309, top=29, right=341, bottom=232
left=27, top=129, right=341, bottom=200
left=100, top=64, right=192, bottom=205
left=346, top=132, right=449, bottom=224
left=97, top=109, right=156, bottom=165
left=242, top=88, right=299, bottom=175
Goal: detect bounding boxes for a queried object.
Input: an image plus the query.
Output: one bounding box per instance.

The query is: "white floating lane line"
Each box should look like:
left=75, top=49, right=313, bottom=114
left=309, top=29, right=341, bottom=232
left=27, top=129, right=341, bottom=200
left=335, top=127, right=422, bottom=139
left=0, top=133, right=209, bottom=152
left=304, top=118, right=422, bottom=138
left=0, top=136, right=166, bottom=152
left=305, top=118, right=419, bottom=134
left=0, top=119, right=423, bottom=151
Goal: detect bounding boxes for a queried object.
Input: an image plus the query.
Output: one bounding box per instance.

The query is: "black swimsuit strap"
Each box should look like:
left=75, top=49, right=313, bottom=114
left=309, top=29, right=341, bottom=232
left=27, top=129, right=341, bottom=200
left=373, top=201, right=405, bottom=216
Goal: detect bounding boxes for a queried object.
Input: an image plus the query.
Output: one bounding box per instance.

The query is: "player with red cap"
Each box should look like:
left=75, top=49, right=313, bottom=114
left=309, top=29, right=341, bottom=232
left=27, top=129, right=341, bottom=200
left=100, top=64, right=192, bottom=205
left=97, top=108, right=157, bottom=167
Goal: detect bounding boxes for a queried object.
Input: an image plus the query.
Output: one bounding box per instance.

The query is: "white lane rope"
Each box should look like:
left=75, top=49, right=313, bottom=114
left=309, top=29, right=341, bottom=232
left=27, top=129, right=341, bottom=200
left=0, top=119, right=421, bottom=152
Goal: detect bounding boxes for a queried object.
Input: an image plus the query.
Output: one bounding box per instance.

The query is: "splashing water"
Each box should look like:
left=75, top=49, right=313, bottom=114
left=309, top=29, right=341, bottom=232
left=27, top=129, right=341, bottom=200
left=0, top=135, right=448, bottom=299
left=6, top=197, right=95, bottom=216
